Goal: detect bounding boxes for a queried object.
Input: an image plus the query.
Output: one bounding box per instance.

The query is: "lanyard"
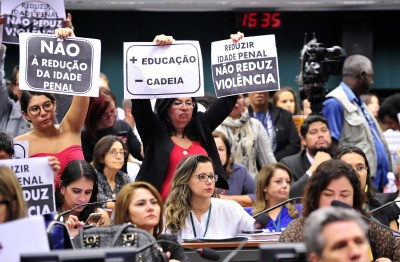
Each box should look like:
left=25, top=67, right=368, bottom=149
left=270, top=211, right=282, bottom=232
left=190, top=203, right=212, bottom=238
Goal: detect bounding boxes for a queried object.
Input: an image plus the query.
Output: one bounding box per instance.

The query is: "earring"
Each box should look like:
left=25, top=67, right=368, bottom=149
left=364, top=184, right=368, bottom=193
left=265, top=193, right=269, bottom=201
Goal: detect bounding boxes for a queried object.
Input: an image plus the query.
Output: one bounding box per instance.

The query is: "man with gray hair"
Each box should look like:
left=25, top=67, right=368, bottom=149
left=303, top=207, right=370, bottom=262
left=322, top=55, right=391, bottom=192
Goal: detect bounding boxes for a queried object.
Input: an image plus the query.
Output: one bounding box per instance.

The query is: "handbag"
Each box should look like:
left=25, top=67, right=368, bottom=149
left=72, top=223, right=167, bottom=262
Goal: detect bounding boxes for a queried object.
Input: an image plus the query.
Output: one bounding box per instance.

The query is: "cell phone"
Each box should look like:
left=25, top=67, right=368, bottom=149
left=241, top=230, right=263, bottom=234
left=85, top=213, right=102, bottom=225
left=117, top=131, right=128, bottom=138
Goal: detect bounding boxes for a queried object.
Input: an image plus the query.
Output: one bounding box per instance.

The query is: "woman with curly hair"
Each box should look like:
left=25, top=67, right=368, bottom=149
left=164, top=154, right=254, bottom=242
left=279, top=159, right=400, bottom=261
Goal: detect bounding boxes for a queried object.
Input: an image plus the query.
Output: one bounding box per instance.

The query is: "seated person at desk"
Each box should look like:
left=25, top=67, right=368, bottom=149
left=212, top=131, right=256, bottom=207
left=245, top=163, right=301, bottom=232
left=164, top=155, right=254, bottom=242
left=55, top=160, right=110, bottom=236
left=114, top=182, right=189, bottom=262
left=93, top=135, right=131, bottom=210
left=0, top=166, right=27, bottom=223
left=334, top=146, right=399, bottom=231
left=280, top=160, right=400, bottom=261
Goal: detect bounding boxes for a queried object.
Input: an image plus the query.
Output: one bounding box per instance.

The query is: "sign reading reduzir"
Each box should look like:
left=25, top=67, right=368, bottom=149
left=19, top=33, right=101, bottom=96
left=0, top=0, right=65, bottom=45
left=211, top=35, right=280, bottom=98
left=0, top=157, right=55, bottom=217
left=124, top=41, right=204, bottom=99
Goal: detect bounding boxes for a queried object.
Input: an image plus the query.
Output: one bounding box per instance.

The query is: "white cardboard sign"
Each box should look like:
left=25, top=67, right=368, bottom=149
left=211, top=35, right=280, bottom=98
left=124, top=41, right=204, bottom=98
left=13, top=140, right=29, bottom=159
left=19, top=33, right=101, bottom=97
left=0, top=157, right=55, bottom=217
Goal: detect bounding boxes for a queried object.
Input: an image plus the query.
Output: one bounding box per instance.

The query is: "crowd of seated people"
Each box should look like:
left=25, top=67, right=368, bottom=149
left=3, top=12, right=400, bottom=262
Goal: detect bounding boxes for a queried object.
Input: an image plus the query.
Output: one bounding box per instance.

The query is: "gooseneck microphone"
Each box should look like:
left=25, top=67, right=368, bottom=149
left=55, top=199, right=116, bottom=221
left=252, top=197, right=302, bottom=218
left=135, top=239, right=220, bottom=261
left=331, top=200, right=399, bottom=234
left=370, top=199, right=400, bottom=215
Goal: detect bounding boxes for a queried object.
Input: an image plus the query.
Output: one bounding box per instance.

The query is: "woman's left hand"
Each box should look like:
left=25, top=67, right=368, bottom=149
left=66, top=215, right=84, bottom=237
left=166, top=251, right=181, bottom=262
left=230, top=31, right=244, bottom=42
left=47, top=156, right=61, bottom=180
left=153, top=34, right=174, bottom=46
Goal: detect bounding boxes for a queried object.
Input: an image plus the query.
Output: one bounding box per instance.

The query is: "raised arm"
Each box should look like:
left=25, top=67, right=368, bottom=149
left=0, top=16, right=9, bottom=118
left=55, top=14, right=90, bottom=134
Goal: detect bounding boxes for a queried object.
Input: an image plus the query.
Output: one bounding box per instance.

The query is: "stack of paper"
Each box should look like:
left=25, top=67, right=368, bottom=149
left=237, top=232, right=281, bottom=242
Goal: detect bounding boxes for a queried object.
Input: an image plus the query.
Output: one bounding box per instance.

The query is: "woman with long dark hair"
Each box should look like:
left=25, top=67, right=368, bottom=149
left=333, top=145, right=399, bottom=230
left=55, top=160, right=110, bottom=236
left=280, top=160, right=400, bottom=261
left=131, top=33, right=243, bottom=201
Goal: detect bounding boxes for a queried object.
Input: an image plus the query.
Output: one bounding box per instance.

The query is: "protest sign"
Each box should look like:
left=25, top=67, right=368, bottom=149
left=124, top=41, right=204, bottom=98
left=0, top=0, right=65, bottom=45
left=211, top=35, right=280, bottom=98
left=13, top=140, right=29, bottom=159
left=0, top=157, right=55, bottom=216
left=19, top=33, right=101, bottom=96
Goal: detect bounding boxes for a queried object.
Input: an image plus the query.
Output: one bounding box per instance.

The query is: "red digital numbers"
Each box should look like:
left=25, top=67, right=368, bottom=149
left=239, top=12, right=281, bottom=29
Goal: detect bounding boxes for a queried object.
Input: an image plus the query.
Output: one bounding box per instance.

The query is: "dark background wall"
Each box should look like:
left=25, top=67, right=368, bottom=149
left=4, top=10, right=400, bottom=106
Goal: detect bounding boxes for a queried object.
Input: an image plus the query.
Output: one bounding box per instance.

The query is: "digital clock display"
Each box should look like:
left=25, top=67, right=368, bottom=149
left=237, top=12, right=281, bottom=29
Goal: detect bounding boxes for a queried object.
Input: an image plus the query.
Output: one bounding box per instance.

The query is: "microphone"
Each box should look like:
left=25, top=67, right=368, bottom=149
left=55, top=199, right=116, bottom=221
left=331, top=200, right=399, bottom=234
left=370, top=199, right=400, bottom=215
left=252, top=197, right=302, bottom=218
left=254, top=213, right=271, bottom=230
left=135, top=239, right=220, bottom=261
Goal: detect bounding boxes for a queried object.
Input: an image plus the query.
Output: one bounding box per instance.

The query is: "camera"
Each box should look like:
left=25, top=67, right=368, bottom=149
left=296, top=35, right=346, bottom=115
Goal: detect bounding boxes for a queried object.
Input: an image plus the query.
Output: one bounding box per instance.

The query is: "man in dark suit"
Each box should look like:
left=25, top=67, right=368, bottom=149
left=280, top=115, right=332, bottom=197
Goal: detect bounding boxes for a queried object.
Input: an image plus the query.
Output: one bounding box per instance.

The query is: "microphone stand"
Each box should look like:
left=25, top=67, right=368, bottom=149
left=55, top=199, right=116, bottom=221
left=253, top=197, right=302, bottom=218
left=370, top=199, right=400, bottom=215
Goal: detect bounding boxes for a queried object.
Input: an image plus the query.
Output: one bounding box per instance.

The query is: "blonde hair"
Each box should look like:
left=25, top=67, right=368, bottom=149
left=164, top=155, right=217, bottom=235
left=272, top=87, right=300, bottom=115
left=114, top=182, right=164, bottom=239
left=0, top=166, right=27, bottom=222
left=253, top=163, right=298, bottom=218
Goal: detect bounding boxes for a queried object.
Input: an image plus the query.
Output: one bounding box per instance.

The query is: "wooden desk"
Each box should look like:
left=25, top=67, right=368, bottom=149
left=182, top=241, right=277, bottom=262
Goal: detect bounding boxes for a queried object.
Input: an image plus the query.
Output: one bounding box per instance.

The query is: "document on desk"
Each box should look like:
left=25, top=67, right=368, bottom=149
left=237, top=232, right=281, bottom=241
left=183, top=237, right=248, bottom=243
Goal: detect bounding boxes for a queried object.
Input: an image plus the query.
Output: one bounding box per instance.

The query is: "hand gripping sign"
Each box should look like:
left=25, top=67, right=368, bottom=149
left=19, top=33, right=101, bottom=97
left=124, top=41, right=204, bottom=99
left=211, top=35, right=280, bottom=98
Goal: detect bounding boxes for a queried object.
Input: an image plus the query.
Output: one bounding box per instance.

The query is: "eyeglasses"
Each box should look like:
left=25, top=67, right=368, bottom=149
left=28, top=100, right=54, bottom=116
left=171, top=101, right=195, bottom=109
left=107, top=150, right=128, bottom=157
left=101, top=109, right=117, bottom=120
left=0, top=200, right=9, bottom=205
left=353, top=165, right=368, bottom=173
left=195, top=173, right=218, bottom=182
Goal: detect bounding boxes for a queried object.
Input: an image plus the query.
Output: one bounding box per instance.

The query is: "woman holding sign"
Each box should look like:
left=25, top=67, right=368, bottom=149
left=14, top=20, right=89, bottom=187
left=131, top=33, right=244, bottom=202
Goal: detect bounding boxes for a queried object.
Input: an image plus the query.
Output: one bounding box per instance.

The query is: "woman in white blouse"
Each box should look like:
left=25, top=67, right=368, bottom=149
left=164, top=154, right=254, bottom=242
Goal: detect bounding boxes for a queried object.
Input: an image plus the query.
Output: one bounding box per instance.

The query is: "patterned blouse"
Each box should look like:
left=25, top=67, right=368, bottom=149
left=279, top=216, right=400, bottom=261
left=96, top=169, right=131, bottom=208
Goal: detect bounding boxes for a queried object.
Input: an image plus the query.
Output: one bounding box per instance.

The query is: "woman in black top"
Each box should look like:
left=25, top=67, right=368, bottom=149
left=334, top=145, right=399, bottom=230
